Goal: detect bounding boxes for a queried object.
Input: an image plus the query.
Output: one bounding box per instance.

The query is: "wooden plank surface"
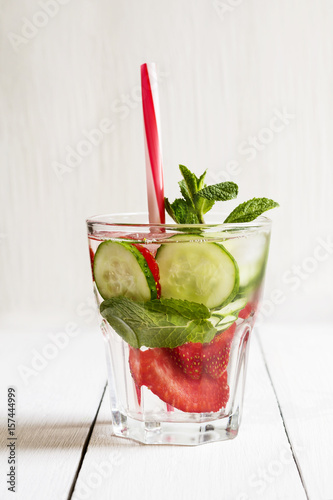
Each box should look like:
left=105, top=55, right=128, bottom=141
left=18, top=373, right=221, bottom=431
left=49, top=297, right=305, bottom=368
left=258, top=324, right=333, bottom=500
left=2, top=325, right=331, bottom=499
left=72, top=333, right=307, bottom=500
left=0, top=327, right=106, bottom=500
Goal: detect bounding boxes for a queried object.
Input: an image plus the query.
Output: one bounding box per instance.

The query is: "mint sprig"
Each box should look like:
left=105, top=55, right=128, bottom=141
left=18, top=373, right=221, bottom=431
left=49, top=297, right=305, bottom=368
left=100, top=297, right=217, bottom=348
left=165, top=165, right=279, bottom=224
left=165, top=165, right=238, bottom=223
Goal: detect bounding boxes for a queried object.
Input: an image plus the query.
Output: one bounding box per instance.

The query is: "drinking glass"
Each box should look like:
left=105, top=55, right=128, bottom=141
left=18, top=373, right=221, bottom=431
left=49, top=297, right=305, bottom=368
left=86, top=213, right=271, bottom=445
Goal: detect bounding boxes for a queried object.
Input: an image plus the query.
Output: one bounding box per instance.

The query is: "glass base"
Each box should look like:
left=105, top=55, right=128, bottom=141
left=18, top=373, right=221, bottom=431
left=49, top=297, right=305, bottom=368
left=102, top=318, right=251, bottom=446
left=111, top=409, right=240, bottom=446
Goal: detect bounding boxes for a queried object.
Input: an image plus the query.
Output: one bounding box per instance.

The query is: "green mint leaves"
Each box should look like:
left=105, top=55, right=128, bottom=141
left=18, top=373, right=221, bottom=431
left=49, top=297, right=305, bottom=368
left=196, top=182, right=238, bottom=201
left=165, top=165, right=279, bottom=224
left=100, top=297, right=217, bottom=348
left=165, top=165, right=238, bottom=224
left=164, top=198, right=198, bottom=225
left=224, top=198, right=279, bottom=224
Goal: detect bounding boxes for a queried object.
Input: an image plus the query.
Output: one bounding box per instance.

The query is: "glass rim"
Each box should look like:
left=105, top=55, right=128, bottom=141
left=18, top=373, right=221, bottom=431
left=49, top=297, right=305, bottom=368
left=86, top=212, right=272, bottom=231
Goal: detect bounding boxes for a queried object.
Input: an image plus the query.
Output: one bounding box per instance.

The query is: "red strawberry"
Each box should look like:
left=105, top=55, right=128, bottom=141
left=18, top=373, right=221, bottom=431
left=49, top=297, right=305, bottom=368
left=89, top=247, right=95, bottom=280
left=168, top=342, right=203, bottom=379
left=129, top=347, right=229, bottom=413
left=128, top=347, right=143, bottom=385
left=238, top=302, right=254, bottom=320
left=134, top=244, right=161, bottom=298
left=202, top=323, right=236, bottom=379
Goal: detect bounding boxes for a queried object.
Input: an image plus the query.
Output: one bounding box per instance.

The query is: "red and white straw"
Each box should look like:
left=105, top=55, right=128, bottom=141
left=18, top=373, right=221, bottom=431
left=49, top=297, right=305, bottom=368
left=141, top=63, right=165, bottom=224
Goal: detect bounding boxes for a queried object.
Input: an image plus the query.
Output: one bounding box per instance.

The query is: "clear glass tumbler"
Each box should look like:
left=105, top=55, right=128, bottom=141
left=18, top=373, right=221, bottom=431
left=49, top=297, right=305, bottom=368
left=86, top=213, right=271, bottom=445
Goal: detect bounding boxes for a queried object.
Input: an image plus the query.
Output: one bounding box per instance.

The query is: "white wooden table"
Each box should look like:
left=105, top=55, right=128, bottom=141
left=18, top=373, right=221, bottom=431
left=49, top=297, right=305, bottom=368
left=1, top=324, right=332, bottom=500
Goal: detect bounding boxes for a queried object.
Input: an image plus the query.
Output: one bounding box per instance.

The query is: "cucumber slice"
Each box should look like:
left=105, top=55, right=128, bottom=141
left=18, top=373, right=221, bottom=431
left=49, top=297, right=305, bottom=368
left=212, top=297, right=247, bottom=319
left=93, top=241, right=157, bottom=301
left=156, top=236, right=239, bottom=309
left=210, top=297, right=247, bottom=328
left=223, top=233, right=269, bottom=291
left=210, top=314, right=238, bottom=329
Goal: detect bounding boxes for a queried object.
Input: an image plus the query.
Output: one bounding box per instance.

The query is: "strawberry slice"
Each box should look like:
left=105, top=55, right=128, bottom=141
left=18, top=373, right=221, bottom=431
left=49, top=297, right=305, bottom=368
left=168, top=342, right=203, bottom=380
left=202, top=323, right=236, bottom=379
left=129, top=347, right=229, bottom=413
left=89, top=247, right=95, bottom=280
left=134, top=244, right=161, bottom=299
left=238, top=302, right=254, bottom=319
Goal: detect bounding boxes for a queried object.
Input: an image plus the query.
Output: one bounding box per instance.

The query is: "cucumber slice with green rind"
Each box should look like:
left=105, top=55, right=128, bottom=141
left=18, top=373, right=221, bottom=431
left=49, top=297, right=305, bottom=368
left=210, top=314, right=238, bottom=328
left=223, top=233, right=269, bottom=291
left=93, top=241, right=157, bottom=301
left=211, top=297, right=247, bottom=319
left=156, top=235, right=239, bottom=310
left=209, top=315, right=237, bottom=330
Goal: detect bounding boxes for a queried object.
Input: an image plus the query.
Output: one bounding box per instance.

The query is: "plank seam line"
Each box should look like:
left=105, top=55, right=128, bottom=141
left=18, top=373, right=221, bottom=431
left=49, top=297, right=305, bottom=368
left=67, top=381, right=107, bottom=500
left=255, top=329, right=310, bottom=500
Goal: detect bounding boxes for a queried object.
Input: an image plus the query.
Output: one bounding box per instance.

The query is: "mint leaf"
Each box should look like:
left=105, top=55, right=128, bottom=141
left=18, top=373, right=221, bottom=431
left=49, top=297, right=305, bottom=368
left=179, top=164, right=198, bottom=201
left=196, top=182, right=238, bottom=202
left=100, top=297, right=217, bottom=348
left=179, top=165, right=207, bottom=193
left=165, top=197, right=199, bottom=224
left=178, top=180, right=194, bottom=207
left=196, top=197, right=215, bottom=216
left=194, top=181, right=238, bottom=220
left=178, top=165, right=213, bottom=223
left=146, top=298, right=210, bottom=319
left=197, top=169, right=207, bottom=190
left=224, top=197, right=279, bottom=223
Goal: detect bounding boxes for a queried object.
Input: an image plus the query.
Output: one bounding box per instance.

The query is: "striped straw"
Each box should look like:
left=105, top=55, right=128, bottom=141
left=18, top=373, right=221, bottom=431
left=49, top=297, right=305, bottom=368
left=141, top=63, right=165, bottom=224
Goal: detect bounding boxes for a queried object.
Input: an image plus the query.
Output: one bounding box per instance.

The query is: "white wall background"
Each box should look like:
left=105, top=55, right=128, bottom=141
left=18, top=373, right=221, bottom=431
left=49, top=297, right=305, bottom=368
left=1, top=0, right=332, bottom=328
